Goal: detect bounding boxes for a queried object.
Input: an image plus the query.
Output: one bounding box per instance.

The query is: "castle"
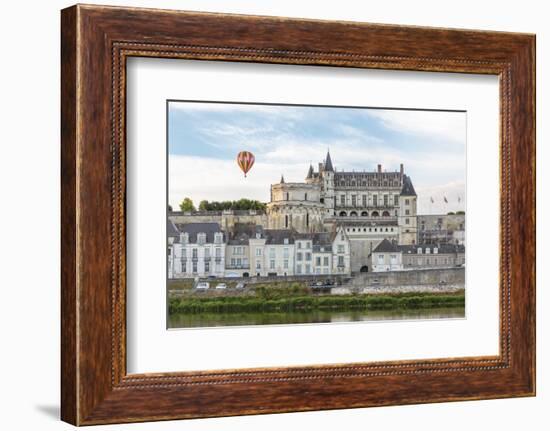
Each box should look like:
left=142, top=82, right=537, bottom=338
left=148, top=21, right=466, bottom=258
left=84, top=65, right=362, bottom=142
left=266, top=151, right=418, bottom=272
left=169, top=152, right=418, bottom=275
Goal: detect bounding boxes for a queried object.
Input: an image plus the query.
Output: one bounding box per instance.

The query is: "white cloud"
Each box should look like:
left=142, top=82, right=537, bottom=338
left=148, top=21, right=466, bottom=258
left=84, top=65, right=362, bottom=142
left=367, top=110, right=466, bottom=146
left=170, top=101, right=304, bottom=119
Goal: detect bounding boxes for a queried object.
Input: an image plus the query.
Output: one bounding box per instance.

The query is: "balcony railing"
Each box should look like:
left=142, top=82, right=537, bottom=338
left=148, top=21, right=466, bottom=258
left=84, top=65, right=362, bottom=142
left=226, top=265, right=250, bottom=270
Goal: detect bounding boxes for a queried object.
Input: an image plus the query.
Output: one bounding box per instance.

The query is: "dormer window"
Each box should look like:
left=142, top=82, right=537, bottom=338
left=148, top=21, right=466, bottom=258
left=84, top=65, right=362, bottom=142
left=197, top=233, right=206, bottom=246
left=426, top=248, right=430, bottom=254
left=434, top=247, right=438, bottom=254
left=417, top=248, right=422, bottom=254
left=284, top=238, right=289, bottom=245
left=180, top=232, right=189, bottom=244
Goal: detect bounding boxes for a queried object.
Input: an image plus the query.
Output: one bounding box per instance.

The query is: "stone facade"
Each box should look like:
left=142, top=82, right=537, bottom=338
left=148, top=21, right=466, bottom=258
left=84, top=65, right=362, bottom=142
left=371, top=239, right=465, bottom=273
left=417, top=214, right=465, bottom=245
left=267, top=152, right=418, bottom=273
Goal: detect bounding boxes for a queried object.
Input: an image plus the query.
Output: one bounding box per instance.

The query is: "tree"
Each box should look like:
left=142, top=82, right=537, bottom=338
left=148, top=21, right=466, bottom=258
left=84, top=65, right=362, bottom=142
left=179, top=197, right=196, bottom=212
left=447, top=211, right=455, bottom=215
left=168, top=204, right=173, bottom=212
left=198, top=200, right=209, bottom=211
left=455, top=210, right=465, bottom=215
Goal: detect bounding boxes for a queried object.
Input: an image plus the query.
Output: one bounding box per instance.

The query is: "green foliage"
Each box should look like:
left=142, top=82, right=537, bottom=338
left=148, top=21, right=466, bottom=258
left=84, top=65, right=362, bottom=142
left=197, top=198, right=266, bottom=211
left=168, top=292, right=465, bottom=315
left=168, top=204, right=173, bottom=212
left=455, top=210, right=465, bottom=215
left=179, top=197, right=196, bottom=212
left=447, top=211, right=455, bottom=215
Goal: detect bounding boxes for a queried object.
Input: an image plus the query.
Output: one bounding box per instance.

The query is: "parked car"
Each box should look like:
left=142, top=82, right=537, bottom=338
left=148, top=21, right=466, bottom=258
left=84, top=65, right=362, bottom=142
left=215, top=283, right=227, bottom=289
left=195, top=282, right=209, bottom=290
left=235, top=282, right=246, bottom=289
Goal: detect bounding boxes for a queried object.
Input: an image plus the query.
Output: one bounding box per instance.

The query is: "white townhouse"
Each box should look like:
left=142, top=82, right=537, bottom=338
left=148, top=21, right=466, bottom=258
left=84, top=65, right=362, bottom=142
left=168, top=221, right=225, bottom=278
left=261, top=229, right=296, bottom=277
left=370, top=239, right=403, bottom=272
left=331, top=225, right=352, bottom=276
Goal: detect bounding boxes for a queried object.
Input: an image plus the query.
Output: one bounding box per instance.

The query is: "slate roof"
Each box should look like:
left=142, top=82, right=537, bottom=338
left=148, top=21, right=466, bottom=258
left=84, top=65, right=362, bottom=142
left=175, top=222, right=223, bottom=243
left=372, top=238, right=400, bottom=253
left=227, top=223, right=264, bottom=245
left=324, top=151, right=334, bottom=172
left=306, top=164, right=314, bottom=179
left=167, top=219, right=180, bottom=242
left=263, top=229, right=296, bottom=245
left=400, top=174, right=417, bottom=196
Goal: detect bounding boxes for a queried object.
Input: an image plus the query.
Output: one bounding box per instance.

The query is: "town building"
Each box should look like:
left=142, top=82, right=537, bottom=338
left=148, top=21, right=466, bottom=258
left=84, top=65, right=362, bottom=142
left=417, top=214, right=465, bottom=245
left=168, top=222, right=225, bottom=279
left=371, top=239, right=465, bottom=272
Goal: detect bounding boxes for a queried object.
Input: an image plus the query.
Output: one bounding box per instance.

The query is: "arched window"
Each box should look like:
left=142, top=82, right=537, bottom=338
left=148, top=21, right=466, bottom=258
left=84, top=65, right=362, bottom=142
left=371, top=211, right=379, bottom=217
left=382, top=210, right=390, bottom=217
left=339, top=211, right=347, bottom=217
left=306, top=213, right=309, bottom=227
left=285, top=215, right=289, bottom=228
left=286, top=192, right=289, bottom=201
left=361, top=211, right=368, bottom=217
left=350, top=211, right=358, bottom=217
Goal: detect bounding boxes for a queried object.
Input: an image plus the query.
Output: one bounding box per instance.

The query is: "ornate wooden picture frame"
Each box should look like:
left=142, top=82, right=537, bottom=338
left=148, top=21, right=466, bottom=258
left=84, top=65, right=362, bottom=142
left=61, top=4, right=535, bottom=425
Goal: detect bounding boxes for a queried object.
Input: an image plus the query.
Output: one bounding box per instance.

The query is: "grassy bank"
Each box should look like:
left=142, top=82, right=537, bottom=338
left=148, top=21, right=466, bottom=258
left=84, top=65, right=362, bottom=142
left=169, top=291, right=464, bottom=314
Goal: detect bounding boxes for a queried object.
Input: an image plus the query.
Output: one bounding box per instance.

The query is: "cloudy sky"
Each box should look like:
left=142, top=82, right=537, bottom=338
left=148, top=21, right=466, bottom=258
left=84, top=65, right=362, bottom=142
left=168, top=101, right=466, bottom=215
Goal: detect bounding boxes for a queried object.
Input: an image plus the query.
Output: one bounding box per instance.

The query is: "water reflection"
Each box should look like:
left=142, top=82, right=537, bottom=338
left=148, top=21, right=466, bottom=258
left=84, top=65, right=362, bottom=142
left=168, top=307, right=465, bottom=329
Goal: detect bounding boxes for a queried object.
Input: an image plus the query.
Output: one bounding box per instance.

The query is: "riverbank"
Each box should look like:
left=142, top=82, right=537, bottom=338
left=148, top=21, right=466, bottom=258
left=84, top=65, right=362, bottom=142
left=168, top=290, right=465, bottom=314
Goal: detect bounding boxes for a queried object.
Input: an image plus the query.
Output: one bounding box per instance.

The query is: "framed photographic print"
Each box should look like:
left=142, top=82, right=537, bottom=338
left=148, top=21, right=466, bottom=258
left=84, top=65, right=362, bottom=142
left=61, top=4, right=535, bottom=425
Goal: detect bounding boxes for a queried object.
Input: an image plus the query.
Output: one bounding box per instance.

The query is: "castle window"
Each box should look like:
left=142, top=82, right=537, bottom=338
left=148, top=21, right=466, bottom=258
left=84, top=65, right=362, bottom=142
left=339, top=211, right=347, bottom=217
left=285, top=215, right=288, bottom=228
left=351, top=195, right=356, bottom=206
left=305, top=193, right=308, bottom=201
left=362, top=195, right=367, bottom=206
left=350, top=211, right=358, bottom=217
left=405, top=209, right=410, bottom=215
left=371, top=211, right=379, bottom=217
left=405, top=218, right=410, bottom=224
left=394, top=195, right=399, bottom=206
left=384, top=195, right=389, bottom=206
left=340, top=195, right=345, bottom=206
left=306, top=213, right=309, bottom=227
left=361, top=211, right=368, bottom=217
left=373, top=195, right=378, bottom=206
left=405, top=199, right=410, bottom=205
left=382, top=210, right=390, bottom=217
left=286, top=192, right=289, bottom=201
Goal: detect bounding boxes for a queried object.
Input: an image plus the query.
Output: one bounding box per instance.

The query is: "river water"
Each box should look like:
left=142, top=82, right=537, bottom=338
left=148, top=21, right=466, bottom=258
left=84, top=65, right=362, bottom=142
left=168, top=306, right=465, bottom=329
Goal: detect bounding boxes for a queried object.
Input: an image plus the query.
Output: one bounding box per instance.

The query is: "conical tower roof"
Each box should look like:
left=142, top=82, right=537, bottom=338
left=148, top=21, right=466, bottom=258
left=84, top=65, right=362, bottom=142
left=306, top=164, right=314, bottom=179
left=324, top=151, right=334, bottom=172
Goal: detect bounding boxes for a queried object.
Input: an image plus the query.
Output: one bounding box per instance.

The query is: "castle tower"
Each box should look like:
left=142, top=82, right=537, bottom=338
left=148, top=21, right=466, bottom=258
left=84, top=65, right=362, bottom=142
left=322, top=150, right=335, bottom=215
left=397, top=174, right=418, bottom=245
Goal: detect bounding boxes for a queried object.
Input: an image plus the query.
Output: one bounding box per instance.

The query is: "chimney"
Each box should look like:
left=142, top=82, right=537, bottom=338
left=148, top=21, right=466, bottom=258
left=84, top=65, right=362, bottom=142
left=377, top=164, right=382, bottom=173
left=400, top=163, right=404, bottom=175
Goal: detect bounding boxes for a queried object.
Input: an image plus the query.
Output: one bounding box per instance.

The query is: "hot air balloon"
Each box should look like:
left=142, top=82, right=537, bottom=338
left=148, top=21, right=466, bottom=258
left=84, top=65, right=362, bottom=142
left=236, top=151, right=255, bottom=177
